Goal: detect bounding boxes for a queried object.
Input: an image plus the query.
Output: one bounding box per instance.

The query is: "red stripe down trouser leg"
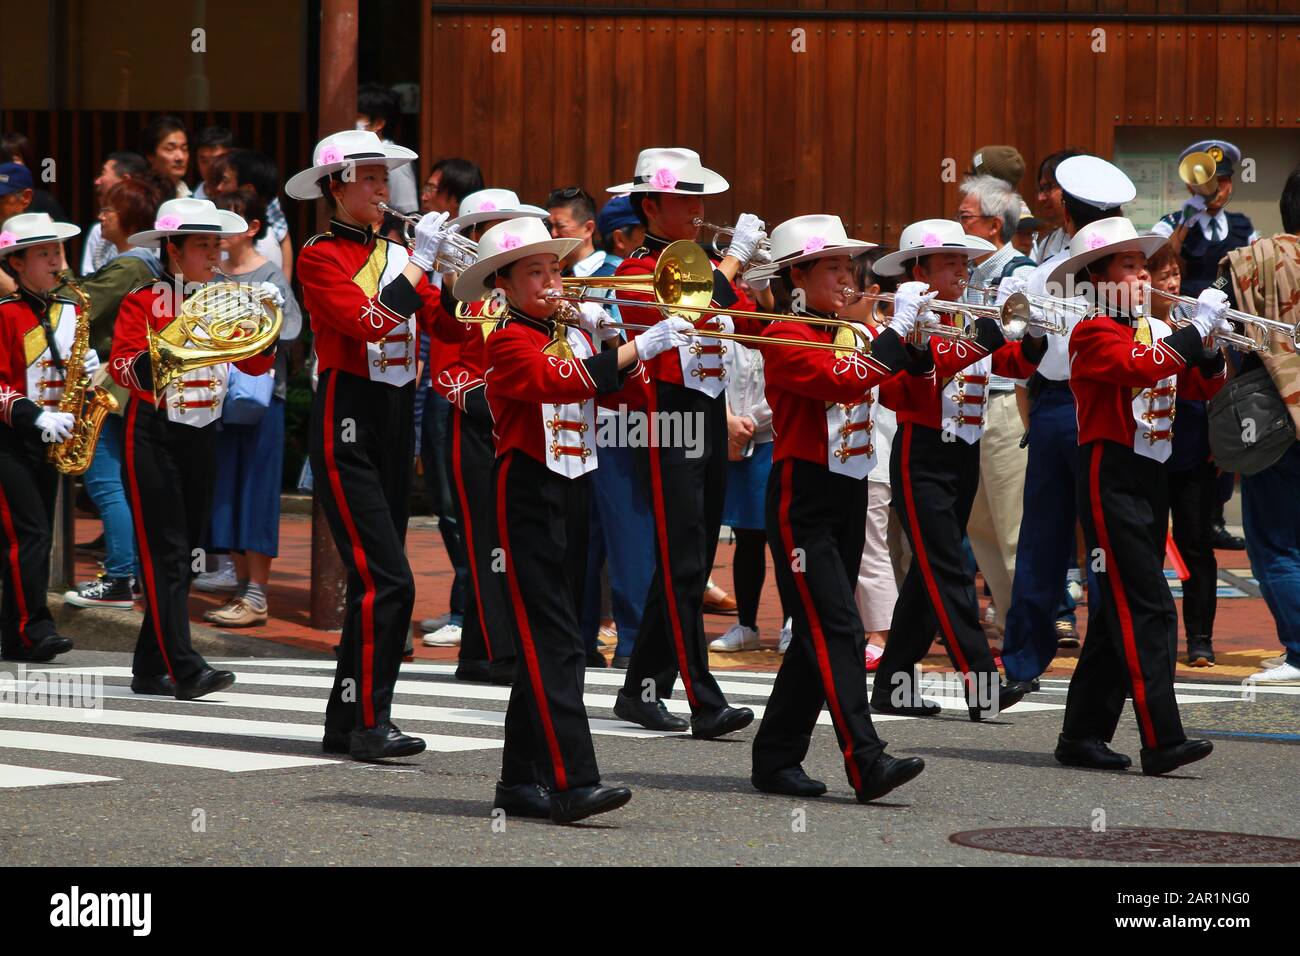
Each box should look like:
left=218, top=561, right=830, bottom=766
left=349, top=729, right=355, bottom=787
left=874, top=423, right=999, bottom=710
left=752, top=459, right=885, bottom=791
left=495, top=449, right=600, bottom=793
left=1063, top=441, right=1185, bottom=751
left=124, top=398, right=214, bottom=682
left=312, top=369, right=416, bottom=733
left=620, top=380, right=729, bottom=715
left=0, top=434, right=59, bottom=654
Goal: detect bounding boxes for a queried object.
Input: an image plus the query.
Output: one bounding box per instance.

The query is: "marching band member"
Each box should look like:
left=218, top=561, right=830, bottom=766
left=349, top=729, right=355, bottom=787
left=287, top=130, right=456, bottom=760
left=606, top=147, right=766, bottom=738
left=430, top=188, right=549, bottom=683
left=1048, top=217, right=1226, bottom=775
left=0, top=213, right=85, bottom=663
left=871, top=219, right=1046, bottom=720
left=748, top=215, right=926, bottom=802
left=460, top=216, right=691, bottom=823
left=109, top=198, right=276, bottom=698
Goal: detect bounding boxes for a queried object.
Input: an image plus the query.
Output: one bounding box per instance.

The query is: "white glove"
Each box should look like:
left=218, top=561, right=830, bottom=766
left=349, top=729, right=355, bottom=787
left=36, top=410, right=75, bottom=444
left=409, top=210, right=453, bottom=273
left=1181, top=193, right=1208, bottom=221
left=888, top=281, right=937, bottom=338
left=255, top=280, right=285, bottom=309
left=745, top=269, right=771, bottom=293
left=995, top=276, right=1027, bottom=307
left=636, top=316, right=694, bottom=361
left=81, top=347, right=101, bottom=375
left=577, top=300, right=620, bottom=341
left=1188, top=288, right=1229, bottom=339
left=723, top=213, right=767, bottom=266
left=1208, top=316, right=1236, bottom=351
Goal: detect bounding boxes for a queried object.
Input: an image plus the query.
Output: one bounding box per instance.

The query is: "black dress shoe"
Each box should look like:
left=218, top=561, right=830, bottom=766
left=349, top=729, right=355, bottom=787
left=611, top=655, right=630, bottom=670
left=173, top=667, right=236, bottom=700
left=322, top=730, right=350, bottom=754
left=585, top=649, right=608, bottom=668
left=493, top=781, right=551, bottom=818
left=690, top=705, right=754, bottom=740
left=752, top=766, right=827, bottom=797
left=1186, top=636, right=1216, bottom=667
left=455, top=660, right=491, bottom=682
left=488, top=657, right=516, bottom=685
left=349, top=722, right=426, bottom=762
left=969, top=681, right=1027, bottom=722
left=1211, top=521, right=1245, bottom=550
left=1003, top=678, right=1038, bottom=698
left=1141, top=738, right=1214, bottom=776
left=613, top=690, right=688, bottom=732
left=870, top=694, right=942, bottom=717
left=550, top=784, right=632, bottom=824
left=1054, top=734, right=1132, bottom=770
left=2, top=633, right=74, bottom=663
left=856, top=754, right=925, bottom=802
left=130, top=673, right=176, bottom=696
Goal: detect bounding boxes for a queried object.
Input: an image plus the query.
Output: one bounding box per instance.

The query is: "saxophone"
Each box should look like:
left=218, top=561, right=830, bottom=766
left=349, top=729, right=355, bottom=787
left=48, top=270, right=119, bottom=475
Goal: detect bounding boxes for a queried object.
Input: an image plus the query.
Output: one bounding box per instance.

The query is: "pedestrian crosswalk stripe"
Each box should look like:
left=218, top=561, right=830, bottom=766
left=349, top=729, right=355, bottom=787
left=0, top=762, right=118, bottom=788
left=0, top=729, right=336, bottom=772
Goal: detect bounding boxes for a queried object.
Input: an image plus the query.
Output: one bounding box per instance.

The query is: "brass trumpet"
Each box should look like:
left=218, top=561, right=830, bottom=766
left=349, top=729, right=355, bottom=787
left=376, top=202, right=479, bottom=274
left=1143, top=284, right=1294, bottom=352
left=964, top=284, right=1091, bottom=335
left=692, top=217, right=773, bottom=266
left=837, top=287, right=992, bottom=341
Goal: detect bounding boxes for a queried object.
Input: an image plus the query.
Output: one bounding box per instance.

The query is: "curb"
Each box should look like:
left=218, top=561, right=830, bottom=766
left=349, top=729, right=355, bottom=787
left=49, top=591, right=333, bottom=660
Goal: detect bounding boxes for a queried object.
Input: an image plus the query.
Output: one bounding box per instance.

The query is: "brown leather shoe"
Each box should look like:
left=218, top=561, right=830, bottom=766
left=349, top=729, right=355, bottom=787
left=207, top=598, right=268, bottom=628
left=703, top=584, right=737, bottom=615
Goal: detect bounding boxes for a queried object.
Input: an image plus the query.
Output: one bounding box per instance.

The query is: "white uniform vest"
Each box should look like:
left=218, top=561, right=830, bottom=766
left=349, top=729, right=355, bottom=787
left=1131, top=316, right=1177, bottom=463
left=678, top=314, right=733, bottom=399
left=357, top=240, right=417, bottom=387
left=25, top=301, right=78, bottom=410
left=825, top=323, right=879, bottom=478
left=940, top=353, right=992, bottom=445
left=541, top=326, right=599, bottom=479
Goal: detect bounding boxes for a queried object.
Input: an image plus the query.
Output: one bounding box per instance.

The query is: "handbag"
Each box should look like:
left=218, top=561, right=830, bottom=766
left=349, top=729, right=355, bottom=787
left=1207, top=365, right=1295, bottom=475
left=222, top=367, right=274, bottom=425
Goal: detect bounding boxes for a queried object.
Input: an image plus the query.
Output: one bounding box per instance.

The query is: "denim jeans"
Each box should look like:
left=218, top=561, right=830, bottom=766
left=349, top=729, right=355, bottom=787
left=81, top=414, right=137, bottom=580
left=1241, top=442, right=1300, bottom=667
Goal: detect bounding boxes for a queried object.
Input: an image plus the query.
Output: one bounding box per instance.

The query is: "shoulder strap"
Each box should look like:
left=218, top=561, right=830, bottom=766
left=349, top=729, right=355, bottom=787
left=1000, top=255, right=1036, bottom=280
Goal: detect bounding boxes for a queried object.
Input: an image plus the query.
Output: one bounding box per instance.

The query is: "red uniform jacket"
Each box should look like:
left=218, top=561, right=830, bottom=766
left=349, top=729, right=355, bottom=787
left=1069, top=314, right=1226, bottom=456
left=881, top=315, right=1045, bottom=435
left=761, top=317, right=911, bottom=469
left=296, top=218, right=450, bottom=382
left=109, top=279, right=275, bottom=409
left=613, top=233, right=758, bottom=389
left=484, top=309, right=647, bottom=470
left=0, top=288, right=80, bottom=433
left=429, top=295, right=492, bottom=421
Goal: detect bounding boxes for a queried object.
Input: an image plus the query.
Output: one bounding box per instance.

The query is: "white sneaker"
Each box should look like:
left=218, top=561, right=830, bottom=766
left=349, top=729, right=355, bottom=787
left=1247, top=662, right=1300, bottom=686
left=1066, top=572, right=1084, bottom=604
left=194, top=562, right=238, bottom=593
left=777, top=618, right=793, bottom=654
left=709, top=623, right=760, bottom=652
left=422, top=623, right=463, bottom=647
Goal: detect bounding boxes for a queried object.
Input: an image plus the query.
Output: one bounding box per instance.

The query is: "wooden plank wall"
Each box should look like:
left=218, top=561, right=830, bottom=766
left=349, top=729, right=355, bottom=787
left=424, top=10, right=1300, bottom=243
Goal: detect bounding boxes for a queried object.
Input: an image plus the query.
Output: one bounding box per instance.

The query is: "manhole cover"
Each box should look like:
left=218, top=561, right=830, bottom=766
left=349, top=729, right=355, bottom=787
left=949, top=826, right=1300, bottom=863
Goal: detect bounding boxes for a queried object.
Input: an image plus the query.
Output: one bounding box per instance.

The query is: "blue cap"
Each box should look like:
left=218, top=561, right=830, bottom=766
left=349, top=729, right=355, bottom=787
left=597, top=195, right=639, bottom=237
left=0, top=163, right=33, bottom=196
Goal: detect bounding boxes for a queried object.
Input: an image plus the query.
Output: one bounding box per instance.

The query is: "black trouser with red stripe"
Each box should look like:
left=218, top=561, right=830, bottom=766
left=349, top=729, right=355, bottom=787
left=446, top=407, right=516, bottom=666
left=1064, top=441, right=1185, bottom=750
left=621, top=380, right=730, bottom=715
left=312, top=369, right=416, bottom=734
left=496, top=449, right=600, bottom=792
left=754, top=459, right=885, bottom=790
left=0, top=429, right=58, bottom=656
left=124, top=398, right=215, bottom=682
left=875, top=423, right=999, bottom=710
left=1167, top=460, right=1218, bottom=639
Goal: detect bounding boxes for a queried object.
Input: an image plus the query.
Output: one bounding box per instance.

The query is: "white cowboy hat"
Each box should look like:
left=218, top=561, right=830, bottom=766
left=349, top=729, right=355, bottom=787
left=764, top=215, right=877, bottom=269
left=455, top=217, right=581, bottom=301
left=286, top=129, right=417, bottom=200
left=0, top=213, right=80, bottom=257
left=1055, top=155, right=1136, bottom=210
left=871, top=219, right=996, bottom=277
left=606, top=147, right=729, bottom=196
left=1045, top=217, right=1168, bottom=287
left=449, top=188, right=548, bottom=230
left=127, top=198, right=248, bottom=246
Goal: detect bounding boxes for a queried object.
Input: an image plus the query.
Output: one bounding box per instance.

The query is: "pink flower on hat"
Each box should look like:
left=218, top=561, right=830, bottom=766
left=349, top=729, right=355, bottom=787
left=649, top=167, right=678, bottom=191
left=0, top=231, right=15, bottom=248
left=921, top=232, right=943, bottom=247
left=319, top=146, right=344, bottom=165
left=1087, top=233, right=1108, bottom=250
left=500, top=234, right=523, bottom=251
left=479, top=201, right=497, bottom=212
left=802, top=236, right=827, bottom=255
left=154, top=215, right=182, bottom=231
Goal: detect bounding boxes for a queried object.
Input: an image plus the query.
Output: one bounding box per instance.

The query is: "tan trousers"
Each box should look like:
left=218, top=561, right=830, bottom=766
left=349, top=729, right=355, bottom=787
left=966, top=390, right=1027, bottom=628
left=856, top=479, right=900, bottom=633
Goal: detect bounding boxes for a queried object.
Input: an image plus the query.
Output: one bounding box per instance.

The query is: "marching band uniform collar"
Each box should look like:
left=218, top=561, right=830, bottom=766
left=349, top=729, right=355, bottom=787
left=504, top=304, right=556, bottom=334
left=642, top=232, right=671, bottom=252
left=330, top=217, right=376, bottom=245
left=17, top=283, right=50, bottom=314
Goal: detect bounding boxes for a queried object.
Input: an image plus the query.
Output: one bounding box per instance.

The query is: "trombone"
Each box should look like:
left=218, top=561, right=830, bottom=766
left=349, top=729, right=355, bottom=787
left=692, top=217, right=773, bottom=266
left=1143, top=284, right=1296, bottom=352
left=376, top=201, right=479, bottom=274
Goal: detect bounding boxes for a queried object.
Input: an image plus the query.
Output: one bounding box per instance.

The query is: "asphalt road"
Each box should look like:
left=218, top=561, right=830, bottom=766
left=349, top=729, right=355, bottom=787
left=1, top=650, right=1296, bottom=866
